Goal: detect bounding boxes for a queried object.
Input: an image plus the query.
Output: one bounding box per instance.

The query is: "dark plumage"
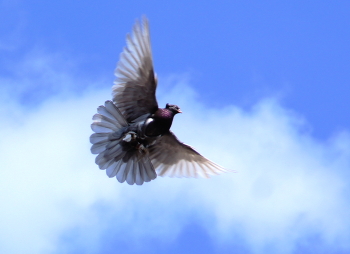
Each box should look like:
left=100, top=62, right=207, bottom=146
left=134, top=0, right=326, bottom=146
left=145, top=104, right=181, bottom=137
left=90, top=17, right=230, bottom=185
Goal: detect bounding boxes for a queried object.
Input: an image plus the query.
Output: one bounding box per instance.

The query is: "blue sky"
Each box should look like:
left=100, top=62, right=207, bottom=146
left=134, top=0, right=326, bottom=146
left=1, top=1, right=350, bottom=254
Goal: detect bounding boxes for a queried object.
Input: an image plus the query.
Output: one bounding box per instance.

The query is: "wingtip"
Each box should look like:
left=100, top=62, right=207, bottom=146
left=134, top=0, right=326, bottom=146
left=141, top=15, right=149, bottom=24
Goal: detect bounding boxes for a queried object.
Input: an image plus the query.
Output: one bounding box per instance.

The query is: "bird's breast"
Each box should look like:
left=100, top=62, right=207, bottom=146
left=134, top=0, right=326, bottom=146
left=143, top=110, right=174, bottom=137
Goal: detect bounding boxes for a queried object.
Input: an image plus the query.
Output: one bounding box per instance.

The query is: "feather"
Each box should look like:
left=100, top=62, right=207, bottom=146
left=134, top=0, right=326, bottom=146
left=90, top=133, right=109, bottom=144
left=97, top=105, right=116, bottom=122
left=126, top=158, right=136, bottom=185
left=91, top=122, right=114, bottom=133
left=104, top=101, right=128, bottom=126
left=116, top=160, right=131, bottom=183
left=91, top=142, right=108, bottom=154
left=134, top=159, right=143, bottom=185
left=105, top=161, right=117, bottom=178
left=92, top=113, right=120, bottom=127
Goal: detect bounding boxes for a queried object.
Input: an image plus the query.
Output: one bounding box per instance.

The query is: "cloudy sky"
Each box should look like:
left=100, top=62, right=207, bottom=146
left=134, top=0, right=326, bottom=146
left=1, top=1, right=350, bottom=253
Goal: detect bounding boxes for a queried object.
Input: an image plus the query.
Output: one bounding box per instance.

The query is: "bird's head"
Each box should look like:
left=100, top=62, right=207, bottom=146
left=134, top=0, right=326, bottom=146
left=166, top=103, right=182, bottom=114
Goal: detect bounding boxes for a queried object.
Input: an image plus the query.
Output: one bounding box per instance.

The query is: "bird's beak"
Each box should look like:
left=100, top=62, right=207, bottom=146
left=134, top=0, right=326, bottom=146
left=177, top=109, right=182, bottom=113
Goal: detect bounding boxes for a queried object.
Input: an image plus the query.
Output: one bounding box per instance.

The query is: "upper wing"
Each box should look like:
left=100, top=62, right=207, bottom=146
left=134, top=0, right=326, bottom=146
left=112, top=16, right=158, bottom=123
left=148, top=132, right=231, bottom=178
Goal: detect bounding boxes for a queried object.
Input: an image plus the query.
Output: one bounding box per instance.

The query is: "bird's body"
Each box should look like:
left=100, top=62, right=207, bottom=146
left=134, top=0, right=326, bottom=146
left=90, top=17, right=230, bottom=185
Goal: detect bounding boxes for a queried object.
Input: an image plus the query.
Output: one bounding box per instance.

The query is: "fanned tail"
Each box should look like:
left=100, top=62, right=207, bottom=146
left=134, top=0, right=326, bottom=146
left=90, top=100, right=156, bottom=185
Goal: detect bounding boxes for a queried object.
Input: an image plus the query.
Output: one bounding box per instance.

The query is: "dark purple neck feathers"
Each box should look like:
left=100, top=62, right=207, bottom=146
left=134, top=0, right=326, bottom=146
left=144, top=108, right=176, bottom=137
left=154, top=108, right=175, bottom=119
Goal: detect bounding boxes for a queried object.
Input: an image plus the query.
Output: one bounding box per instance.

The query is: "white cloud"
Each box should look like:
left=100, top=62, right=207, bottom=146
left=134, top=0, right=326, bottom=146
left=0, top=55, right=349, bottom=254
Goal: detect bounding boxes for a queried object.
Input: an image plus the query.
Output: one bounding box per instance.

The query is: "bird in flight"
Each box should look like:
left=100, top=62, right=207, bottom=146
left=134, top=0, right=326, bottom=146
left=90, top=17, right=230, bottom=185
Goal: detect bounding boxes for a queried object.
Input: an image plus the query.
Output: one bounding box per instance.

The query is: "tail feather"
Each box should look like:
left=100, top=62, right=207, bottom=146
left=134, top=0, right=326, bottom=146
left=91, top=122, right=114, bottom=133
left=134, top=160, right=143, bottom=185
left=95, top=150, right=110, bottom=168
left=106, top=160, right=122, bottom=178
left=106, top=140, right=120, bottom=149
left=92, top=114, right=120, bottom=129
left=100, top=156, right=114, bottom=170
left=97, top=106, right=118, bottom=124
left=104, top=100, right=128, bottom=126
left=91, top=141, right=110, bottom=154
left=90, top=100, right=156, bottom=185
left=116, top=159, right=130, bottom=183
left=126, top=159, right=136, bottom=184
left=104, top=144, right=125, bottom=161
left=90, top=133, right=109, bottom=144
left=138, top=160, right=149, bottom=183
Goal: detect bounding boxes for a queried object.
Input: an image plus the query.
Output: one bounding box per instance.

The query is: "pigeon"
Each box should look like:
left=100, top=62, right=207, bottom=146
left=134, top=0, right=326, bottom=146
left=90, top=17, right=230, bottom=185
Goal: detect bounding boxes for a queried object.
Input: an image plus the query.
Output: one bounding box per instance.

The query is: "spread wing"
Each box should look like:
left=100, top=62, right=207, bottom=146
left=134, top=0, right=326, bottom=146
left=112, top=16, right=158, bottom=123
left=148, top=132, right=230, bottom=178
